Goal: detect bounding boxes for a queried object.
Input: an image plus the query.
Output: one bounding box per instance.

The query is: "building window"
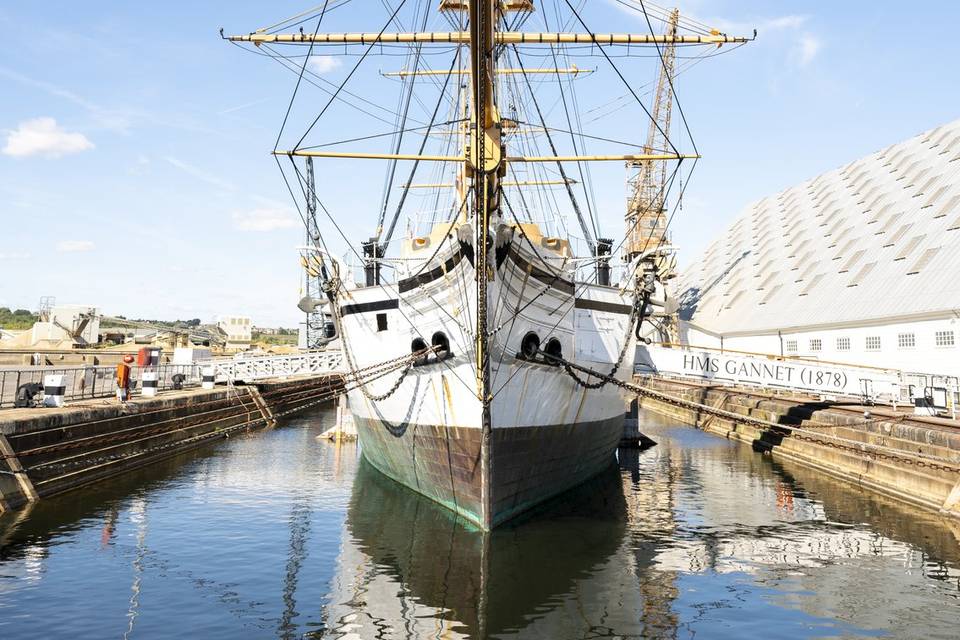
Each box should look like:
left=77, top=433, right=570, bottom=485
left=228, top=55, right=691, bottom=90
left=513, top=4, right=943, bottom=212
left=376, top=313, right=388, bottom=332
left=836, top=337, right=851, bottom=351
left=898, top=333, right=916, bottom=349
left=809, top=338, right=822, bottom=352
left=785, top=340, right=798, bottom=353
left=865, top=336, right=881, bottom=351
left=936, top=330, right=955, bottom=348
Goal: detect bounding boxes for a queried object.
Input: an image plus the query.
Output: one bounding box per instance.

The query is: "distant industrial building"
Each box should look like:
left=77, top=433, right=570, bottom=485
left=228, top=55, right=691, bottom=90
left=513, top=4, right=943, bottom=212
left=675, top=119, right=960, bottom=377
left=253, top=326, right=279, bottom=335
left=217, top=315, right=252, bottom=351
left=0, top=304, right=101, bottom=349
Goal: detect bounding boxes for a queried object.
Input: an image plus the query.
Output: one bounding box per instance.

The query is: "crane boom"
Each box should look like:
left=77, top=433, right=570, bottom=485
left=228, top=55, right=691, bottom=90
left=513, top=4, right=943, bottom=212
left=625, top=7, right=679, bottom=263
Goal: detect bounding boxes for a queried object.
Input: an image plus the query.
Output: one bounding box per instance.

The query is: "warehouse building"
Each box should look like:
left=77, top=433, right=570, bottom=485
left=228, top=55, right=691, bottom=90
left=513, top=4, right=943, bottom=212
left=217, top=315, right=252, bottom=351
left=675, top=119, right=960, bottom=378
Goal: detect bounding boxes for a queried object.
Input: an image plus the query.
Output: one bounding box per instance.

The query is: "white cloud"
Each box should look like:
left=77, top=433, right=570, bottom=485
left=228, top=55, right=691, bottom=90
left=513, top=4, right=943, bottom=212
left=759, top=15, right=808, bottom=31
left=0, top=66, right=216, bottom=136
left=308, top=55, right=342, bottom=74
left=232, top=208, right=298, bottom=232
left=703, top=13, right=808, bottom=35
left=218, top=97, right=272, bottom=115
left=795, top=33, right=822, bottom=67
left=0, top=251, right=31, bottom=260
left=0, top=66, right=100, bottom=113
left=56, top=239, right=95, bottom=252
left=165, top=156, right=235, bottom=191
left=2, top=117, right=94, bottom=158
left=606, top=1, right=807, bottom=36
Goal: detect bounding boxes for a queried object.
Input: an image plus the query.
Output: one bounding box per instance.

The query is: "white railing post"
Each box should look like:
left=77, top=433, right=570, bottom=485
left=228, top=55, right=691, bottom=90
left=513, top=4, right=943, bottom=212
left=192, top=351, right=344, bottom=384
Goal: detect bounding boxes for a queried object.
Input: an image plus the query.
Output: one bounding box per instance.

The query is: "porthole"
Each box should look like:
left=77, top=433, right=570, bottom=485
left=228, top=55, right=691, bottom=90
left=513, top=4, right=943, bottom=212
left=431, top=332, right=451, bottom=359
left=520, top=332, right=541, bottom=360
left=543, top=338, right=563, bottom=365
left=411, top=338, right=428, bottom=364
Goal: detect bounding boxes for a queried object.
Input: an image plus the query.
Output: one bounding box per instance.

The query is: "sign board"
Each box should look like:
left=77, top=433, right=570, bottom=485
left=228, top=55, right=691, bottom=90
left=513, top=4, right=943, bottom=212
left=636, top=345, right=900, bottom=400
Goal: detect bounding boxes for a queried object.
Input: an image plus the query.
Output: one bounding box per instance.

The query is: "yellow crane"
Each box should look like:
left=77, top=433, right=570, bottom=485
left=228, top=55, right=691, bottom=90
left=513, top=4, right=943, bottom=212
left=625, top=7, right=680, bottom=271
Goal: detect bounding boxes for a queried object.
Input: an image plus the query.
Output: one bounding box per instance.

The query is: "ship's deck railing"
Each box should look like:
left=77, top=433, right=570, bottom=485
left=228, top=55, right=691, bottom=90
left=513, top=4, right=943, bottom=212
left=199, top=350, right=344, bottom=383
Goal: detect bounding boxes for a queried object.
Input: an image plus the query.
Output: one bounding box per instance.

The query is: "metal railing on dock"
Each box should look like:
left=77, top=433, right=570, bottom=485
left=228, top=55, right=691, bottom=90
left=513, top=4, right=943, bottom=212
left=0, top=350, right=346, bottom=408
left=0, top=363, right=204, bottom=408
left=199, top=351, right=344, bottom=383
left=635, top=343, right=960, bottom=415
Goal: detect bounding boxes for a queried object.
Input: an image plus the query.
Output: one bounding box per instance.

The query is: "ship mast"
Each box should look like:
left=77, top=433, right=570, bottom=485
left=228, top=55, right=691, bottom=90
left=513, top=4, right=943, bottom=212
left=468, top=0, right=502, bottom=532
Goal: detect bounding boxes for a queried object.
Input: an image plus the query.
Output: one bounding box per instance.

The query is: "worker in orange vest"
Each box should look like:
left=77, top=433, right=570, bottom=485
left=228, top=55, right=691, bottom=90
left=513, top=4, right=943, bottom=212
left=116, top=354, right=134, bottom=402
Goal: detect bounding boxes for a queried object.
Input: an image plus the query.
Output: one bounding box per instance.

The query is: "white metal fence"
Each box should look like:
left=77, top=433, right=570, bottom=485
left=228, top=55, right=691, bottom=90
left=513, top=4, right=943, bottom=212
left=635, top=344, right=959, bottom=414
left=0, top=363, right=204, bottom=408
left=198, top=351, right=344, bottom=384
left=0, top=350, right=345, bottom=408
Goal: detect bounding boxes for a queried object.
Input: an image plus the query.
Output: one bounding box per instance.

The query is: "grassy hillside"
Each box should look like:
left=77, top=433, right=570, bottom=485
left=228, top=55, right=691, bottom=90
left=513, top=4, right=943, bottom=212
left=0, top=307, right=38, bottom=330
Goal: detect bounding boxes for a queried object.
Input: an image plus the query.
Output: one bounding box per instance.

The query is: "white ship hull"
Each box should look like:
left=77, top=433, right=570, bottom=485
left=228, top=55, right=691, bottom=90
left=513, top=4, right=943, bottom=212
left=338, top=221, right=641, bottom=528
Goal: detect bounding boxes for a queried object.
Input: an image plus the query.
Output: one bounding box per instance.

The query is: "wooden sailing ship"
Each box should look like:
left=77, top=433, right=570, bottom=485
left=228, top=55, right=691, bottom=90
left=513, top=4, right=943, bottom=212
left=226, top=1, right=751, bottom=529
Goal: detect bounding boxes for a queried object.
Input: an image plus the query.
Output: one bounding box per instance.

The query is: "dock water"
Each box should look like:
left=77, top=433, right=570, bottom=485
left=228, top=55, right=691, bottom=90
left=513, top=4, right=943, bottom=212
left=0, top=374, right=343, bottom=512
left=3, top=410, right=959, bottom=638
left=635, top=375, right=960, bottom=519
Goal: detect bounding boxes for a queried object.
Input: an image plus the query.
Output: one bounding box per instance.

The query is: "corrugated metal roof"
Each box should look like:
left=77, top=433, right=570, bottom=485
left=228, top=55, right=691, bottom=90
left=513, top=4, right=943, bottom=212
left=676, top=119, right=960, bottom=333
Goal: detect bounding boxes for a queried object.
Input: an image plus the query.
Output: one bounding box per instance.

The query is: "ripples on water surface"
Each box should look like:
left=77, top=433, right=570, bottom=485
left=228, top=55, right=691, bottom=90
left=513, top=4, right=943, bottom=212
left=1, top=408, right=959, bottom=639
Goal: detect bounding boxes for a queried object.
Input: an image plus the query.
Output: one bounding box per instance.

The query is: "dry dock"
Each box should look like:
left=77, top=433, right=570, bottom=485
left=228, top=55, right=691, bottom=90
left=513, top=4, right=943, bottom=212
left=0, top=374, right=343, bottom=512
left=634, top=375, right=960, bottom=518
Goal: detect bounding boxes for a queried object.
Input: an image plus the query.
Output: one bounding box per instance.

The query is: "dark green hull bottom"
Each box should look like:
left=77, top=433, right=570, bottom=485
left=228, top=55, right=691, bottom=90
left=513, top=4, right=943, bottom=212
left=354, top=414, right=625, bottom=529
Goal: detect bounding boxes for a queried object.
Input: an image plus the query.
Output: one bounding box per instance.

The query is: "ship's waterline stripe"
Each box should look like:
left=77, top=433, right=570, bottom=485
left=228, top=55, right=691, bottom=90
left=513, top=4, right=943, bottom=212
left=340, top=299, right=400, bottom=316
left=352, top=412, right=626, bottom=529
left=358, top=447, right=485, bottom=529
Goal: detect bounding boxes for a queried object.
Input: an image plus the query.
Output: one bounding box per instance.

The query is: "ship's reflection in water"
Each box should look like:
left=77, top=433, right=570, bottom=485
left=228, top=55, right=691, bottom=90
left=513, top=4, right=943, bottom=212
left=332, top=460, right=630, bottom=639
left=328, top=413, right=960, bottom=639
left=0, top=409, right=959, bottom=639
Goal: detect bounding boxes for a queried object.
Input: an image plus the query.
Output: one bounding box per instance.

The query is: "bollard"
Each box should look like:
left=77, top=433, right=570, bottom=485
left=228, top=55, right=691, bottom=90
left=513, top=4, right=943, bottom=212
left=335, top=397, right=344, bottom=443
left=43, top=374, right=66, bottom=408
left=142, top=370, right=158, bottom=397
left=202, top=366, right=215, bottom=390
left=116, top=358, right=133, bottom=402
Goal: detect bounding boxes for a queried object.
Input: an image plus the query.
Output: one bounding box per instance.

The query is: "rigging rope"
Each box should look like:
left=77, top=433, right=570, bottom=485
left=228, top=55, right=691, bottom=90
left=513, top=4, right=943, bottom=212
left=274, top=2, right=331, bottom=153
left=511, top=45, right=596, bottom=253
left=382, top=50, right=461, bottom=252
left=376, top=2, right=432, bottom=237
left=560, top=0, right=678, bottom=158
left=541, top=6, right=600, bottom=245
left=294, top=0, right=410, bottom=151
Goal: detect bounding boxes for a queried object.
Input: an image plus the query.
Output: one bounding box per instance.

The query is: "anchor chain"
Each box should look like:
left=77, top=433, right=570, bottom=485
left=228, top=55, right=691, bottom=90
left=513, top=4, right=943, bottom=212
left=332, top=291, right=434, bottom=403
left=558, top=296, right=644, bottom=390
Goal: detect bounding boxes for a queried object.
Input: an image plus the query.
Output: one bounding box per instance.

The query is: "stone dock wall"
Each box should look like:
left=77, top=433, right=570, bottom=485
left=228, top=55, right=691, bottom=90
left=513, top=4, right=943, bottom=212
left=635, top=376, right=960, bottom=518
left=0, top=375, right=343, bottom=512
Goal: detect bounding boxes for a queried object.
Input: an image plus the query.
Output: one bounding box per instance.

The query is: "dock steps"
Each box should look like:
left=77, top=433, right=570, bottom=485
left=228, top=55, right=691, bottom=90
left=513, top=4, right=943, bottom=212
left=246, top=386, right=278, bottom=428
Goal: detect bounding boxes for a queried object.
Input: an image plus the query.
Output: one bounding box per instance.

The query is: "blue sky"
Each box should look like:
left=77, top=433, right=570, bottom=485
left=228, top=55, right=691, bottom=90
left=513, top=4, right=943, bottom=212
left=1, top=1, right=958, bottom=326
